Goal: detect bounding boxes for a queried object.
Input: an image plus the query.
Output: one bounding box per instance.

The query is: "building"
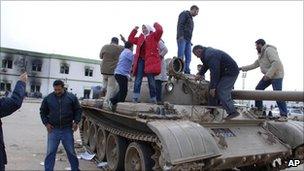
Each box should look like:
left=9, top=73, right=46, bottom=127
left=0, top=47, right=102, bottom=98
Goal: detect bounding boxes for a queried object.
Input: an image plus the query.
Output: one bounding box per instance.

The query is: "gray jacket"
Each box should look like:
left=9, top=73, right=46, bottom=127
left=155, top=40, right=168, bottom=81
left=241, top=44, right=284, bottom=79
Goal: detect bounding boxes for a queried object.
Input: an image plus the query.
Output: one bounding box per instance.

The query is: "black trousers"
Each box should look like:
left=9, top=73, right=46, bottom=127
left=110, top=74, right=128, bottom=105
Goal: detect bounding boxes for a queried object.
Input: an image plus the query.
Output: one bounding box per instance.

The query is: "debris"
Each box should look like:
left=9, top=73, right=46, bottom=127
left=32, top=154, right=37, bottom=157
left=97, top=162, right=108, bottom=168
left=65, top=167, right=71, bottom=170
left=80, top=151, right=95, bottom=161
left=57, top=148, right=64, bottom=154
left=40, top=162, right=44, bottom=166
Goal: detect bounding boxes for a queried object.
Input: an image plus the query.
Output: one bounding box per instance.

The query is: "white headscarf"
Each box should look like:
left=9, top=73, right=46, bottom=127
left=142, top=24, right=155, bottom=37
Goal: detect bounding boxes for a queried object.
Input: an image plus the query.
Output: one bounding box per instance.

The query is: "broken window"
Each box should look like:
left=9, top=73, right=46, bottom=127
left=60, top=63, right=69, bottom=74
left=30, top=85, right=41, bottom=92
left=2, top=59, right=13, bottom=69
left=85, top=67, right=93, bottom=77
left=32, top=63, right=42, bottom=72
left=0, top=82, right=11, bottom=91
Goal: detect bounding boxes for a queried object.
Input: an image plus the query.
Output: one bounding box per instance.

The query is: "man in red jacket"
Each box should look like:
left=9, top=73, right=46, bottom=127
left=128, top=22, right=163, bottom=103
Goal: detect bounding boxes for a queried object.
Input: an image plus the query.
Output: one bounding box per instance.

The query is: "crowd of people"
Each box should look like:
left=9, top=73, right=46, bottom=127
left=0, top=4, right=288, bottom=171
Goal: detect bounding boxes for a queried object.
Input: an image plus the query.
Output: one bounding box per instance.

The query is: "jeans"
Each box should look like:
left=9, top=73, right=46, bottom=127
left=133, top=58, right=157, bottom=102
left=255, top=78, right=288, bottom=116
left=155, top=80, right=163, bottom=102
left=177, top=38, right=192, bottom=74
left=216, top=75, right=238, bottom=115
left=45, top=128, right=79, bottom=171
left=102, top=75, right=118, bottom=101
left=110, top=74, right=128, bottom=105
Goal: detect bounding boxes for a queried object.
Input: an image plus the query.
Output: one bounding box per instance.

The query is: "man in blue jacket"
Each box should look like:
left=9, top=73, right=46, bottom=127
left=40, top=80, right=82, bottom=171
left=193, top=45, right=240, bottom=120
left=177, top=5, right=199, bottom=74
left=0, top=72, right=27, bottom=170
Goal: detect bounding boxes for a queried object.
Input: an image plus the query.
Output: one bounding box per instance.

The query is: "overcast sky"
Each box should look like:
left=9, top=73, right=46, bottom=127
left=1, top=1, right=303, bottom=91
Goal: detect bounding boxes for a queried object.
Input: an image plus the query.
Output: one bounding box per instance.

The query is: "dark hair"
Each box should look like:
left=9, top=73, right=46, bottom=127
left=192, top=45, right=204, bottom=52
left=124, top=41, right=133, bottom=49
left=255, top=39, right=266, bottom=46
left=111, top=37, right=119, bottom=44
left=53, top=80, right=64, bottom=87
left=190, top=5, right=199, bottom=11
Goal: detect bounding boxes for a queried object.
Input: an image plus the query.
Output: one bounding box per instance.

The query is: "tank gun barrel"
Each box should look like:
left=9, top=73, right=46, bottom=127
left=231, top=90, right=304, bottom=101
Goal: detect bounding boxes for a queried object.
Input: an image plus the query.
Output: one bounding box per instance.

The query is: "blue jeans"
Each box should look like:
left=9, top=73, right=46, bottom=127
left=155, top=80, right=163, bottom=102
left=255, top=78, right=288, bottom=116
left=133, top=58, right=156, bottom=102
left=216, top=75, right=239, bottom=115
left=177, top=38, right=192, bottom=74
left=45, top=128, right=79, bottom=171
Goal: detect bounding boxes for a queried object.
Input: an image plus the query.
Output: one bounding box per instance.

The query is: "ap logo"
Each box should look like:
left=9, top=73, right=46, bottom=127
left=288, top=159, right=301, bottom=167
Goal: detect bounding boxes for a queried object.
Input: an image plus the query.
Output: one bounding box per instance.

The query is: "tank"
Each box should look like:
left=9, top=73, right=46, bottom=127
left=79, top=57, right=304, bottom=171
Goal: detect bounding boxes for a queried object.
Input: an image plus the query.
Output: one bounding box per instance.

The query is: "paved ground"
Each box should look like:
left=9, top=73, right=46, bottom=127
left=1, top=100, right=303, bottom=170
left=2, top=101, right=99, bottom=170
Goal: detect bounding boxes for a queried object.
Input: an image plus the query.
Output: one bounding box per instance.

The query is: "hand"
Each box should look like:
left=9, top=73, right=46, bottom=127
left=120, top=34, right=126, bottom=43
left=209, top=89, right=216, bottom=97
left=19, top=72, right=28, bottom=83
left=153, top=22, right=159, bottom=27
left=72, top=123, right=78, bottom=132
left=46, top=123, right=54, bottom=133
left=195, top=74, right=202, bottom=81
left=134, top=26, right=139, bottom=30
left=263, top=75, right=270, bottom=81
left=238, top=67, right=243, bottom=71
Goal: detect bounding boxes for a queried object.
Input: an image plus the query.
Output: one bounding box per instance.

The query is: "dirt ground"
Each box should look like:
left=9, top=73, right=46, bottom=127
left=1, top=100, right=303, bottom=170
left=2, top=101, right=100, bottom=170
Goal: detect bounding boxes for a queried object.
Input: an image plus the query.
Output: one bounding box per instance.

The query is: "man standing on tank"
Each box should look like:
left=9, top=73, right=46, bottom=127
left=40, top=80, right=82, bottom=171
left=100, top=37, right=124, bottom=102
left=177, top=5, right=199, bottom=74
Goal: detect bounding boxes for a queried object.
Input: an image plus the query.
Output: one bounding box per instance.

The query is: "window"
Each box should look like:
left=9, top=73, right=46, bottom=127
left=60, top=63, right=69, bottom=74
left=85, top=67, right=93, bottom=77
left=30, top=85, right=41, bottom=92
left=32, top=63, right=42, bottom=72
left=0, top=82, right=11, bottom=91
left=2, top=59, right=13, bottom=69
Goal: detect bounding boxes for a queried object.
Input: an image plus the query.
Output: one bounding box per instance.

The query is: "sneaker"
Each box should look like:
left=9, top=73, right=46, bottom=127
left=132, top=98, right=139, bottom=103
left=225, top=112, right=240, bottom=120
left=277, top=116, right=288, bottom=122
left=108, top=100, right=116, bottom=112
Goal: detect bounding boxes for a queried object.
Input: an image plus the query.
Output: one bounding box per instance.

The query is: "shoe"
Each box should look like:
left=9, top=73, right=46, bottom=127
left=225, top=112, right=240, bottom=120
left=277, top=116, right=288, bottom=122
left=108, top=100, right=116, bottom=112
left=132, top=98, right=139, bottom=103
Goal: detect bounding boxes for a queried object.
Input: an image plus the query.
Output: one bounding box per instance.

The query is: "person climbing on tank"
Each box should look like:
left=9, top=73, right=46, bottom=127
left=193, top=45, right=240, bottom=120
left=108, top=41, right=134, bottom=111
left=99, top=37, right=124, bottom=103
left=128, top=23, right=163, bottom=104
left=240, top=39, right=288, bottom=120
left=155, top=39, right=168, bottom=104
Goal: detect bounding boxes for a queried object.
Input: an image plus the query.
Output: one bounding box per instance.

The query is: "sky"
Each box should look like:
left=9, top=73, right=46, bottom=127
left=1, top=1, right=303, bottom=91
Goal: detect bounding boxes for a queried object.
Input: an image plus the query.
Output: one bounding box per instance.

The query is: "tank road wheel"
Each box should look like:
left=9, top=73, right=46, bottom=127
left=106, top=133, right=127, bottom=171
left=96, top=128, right=107, bottom=161
left=88, top=124, right=97, bottom=152
left=82, top=118, right=90, bottom=145
left=124, top=142, right=154, bottom=171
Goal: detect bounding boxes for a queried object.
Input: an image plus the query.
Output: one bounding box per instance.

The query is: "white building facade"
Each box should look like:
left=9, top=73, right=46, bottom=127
left=0, top=47, right=102, bottom=98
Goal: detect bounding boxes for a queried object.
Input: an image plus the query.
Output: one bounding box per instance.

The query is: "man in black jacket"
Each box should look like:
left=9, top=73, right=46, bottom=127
left=0, top=72, right=27, bottom=170
left=40, top=80, right=82, bottom=171
left=177, top=5, right=199, bottom=74
left=193, top=45, right=240, bottom=120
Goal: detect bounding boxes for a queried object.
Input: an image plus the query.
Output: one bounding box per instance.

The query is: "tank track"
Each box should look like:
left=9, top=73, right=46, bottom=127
left=79, top=112, right=163, bottom=170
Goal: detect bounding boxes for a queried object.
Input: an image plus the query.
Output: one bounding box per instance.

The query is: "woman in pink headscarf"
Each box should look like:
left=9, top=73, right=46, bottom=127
left=128, top=23, right=163, bottom=103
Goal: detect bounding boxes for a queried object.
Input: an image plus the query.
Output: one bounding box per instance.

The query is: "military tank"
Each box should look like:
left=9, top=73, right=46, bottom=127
left=80, top=57, right=304, bottom=171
